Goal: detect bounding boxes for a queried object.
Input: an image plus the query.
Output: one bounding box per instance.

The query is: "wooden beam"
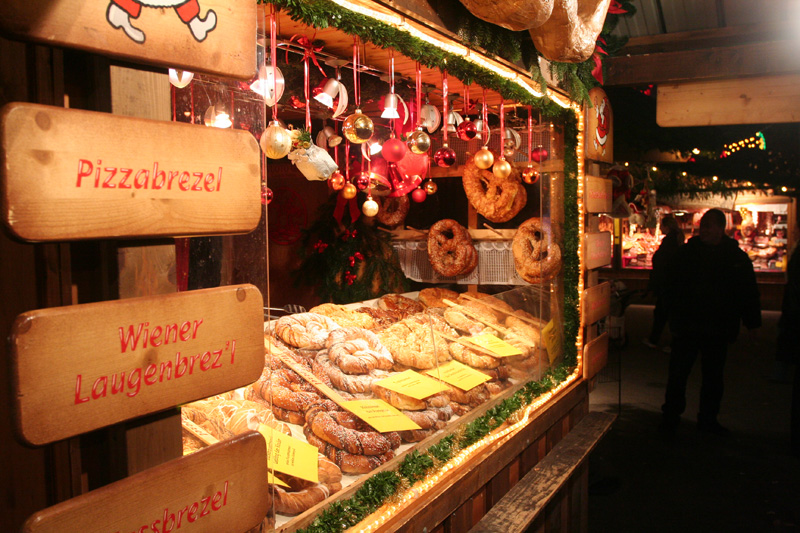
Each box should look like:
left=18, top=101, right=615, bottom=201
left=619, top=22, right=797, bottom=55
left=605, top=41, right=800, bottom=87
left=656, top=74, right=800, bottom=127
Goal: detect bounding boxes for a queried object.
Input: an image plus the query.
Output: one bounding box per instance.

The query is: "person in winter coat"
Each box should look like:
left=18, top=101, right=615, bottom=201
left=775, top=244, right=800, bottom=456
left=660, top=209, right=761, bottom=437
left=643, top=215, right=684, bottom=351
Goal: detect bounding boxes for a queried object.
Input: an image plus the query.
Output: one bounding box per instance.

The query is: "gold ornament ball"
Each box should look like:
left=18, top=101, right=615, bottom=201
left=362, top=197, right=379, bottom=217
left=493, top=158, right=512, bottom=179
left=342, top=110, right=374, bottom=144
left=407, top=128, right=431, bottom=154
left=342, top=183, right=358, bottom=200
left=424, top=179, right=438, bottom=195
left=474, top=147, right=494, bottom=169
left=260, top=121, right=292, bottom=159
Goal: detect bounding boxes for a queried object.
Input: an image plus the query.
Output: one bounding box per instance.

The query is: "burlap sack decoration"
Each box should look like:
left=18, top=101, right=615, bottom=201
left=529, top=0, right=612, bottom=62
left=288, top=143, right=339, bottom=181
left=456, top=0, right=554, bottom=31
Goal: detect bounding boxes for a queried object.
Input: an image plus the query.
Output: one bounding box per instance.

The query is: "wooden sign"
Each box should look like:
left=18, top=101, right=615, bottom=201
left=0, top=0, right=256, bottom=80
left=11, top=285, right=264, bottom=446
left=582, top=282, right=611, bottom=326
left=585, top=175, right=612, bottom=213
left=584, top=232, right=612, bottom=270
left=1, top=103, right=262, bottom=242
left=22, top=431, right=269, bottom=533
left=585, top=87, right=613, bottom=163
left=583, top=332, right=609, bottom=381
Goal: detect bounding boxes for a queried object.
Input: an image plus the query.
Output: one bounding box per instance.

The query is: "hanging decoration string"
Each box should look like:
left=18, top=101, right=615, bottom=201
left=353, top=37, right=361, bottom=108
left=442, top=69, right=448, bottom=144
left=415, top=62, right=422, bottom=128
left=499, top=101, right=505, bottom=157
left=463, top=83, right=469, bottom=117
left=389, top=49, right=395, bottom=130
left=527, top=105, right=533, bottom=162
left=482, top=87, right=488, bottom=143
left=269, top=5, right=278, bottom=121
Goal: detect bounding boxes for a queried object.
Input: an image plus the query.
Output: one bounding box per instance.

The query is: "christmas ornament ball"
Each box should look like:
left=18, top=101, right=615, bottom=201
left=329, top=171, right=345, bottom=191
left=493, top=158, right=512, bottom=179
left=355, top=172, right=371, bottom=191
left=260, top=121, right=292, bottom=159
left=474, top=147, right=494, bottom=169
left=411, top=187, right=427, bottom=203
left=381, top=137, right=407, bottom=162
left=261, top=185, right=273, bottom=206
left=530, top=147, right=549, bottom=162
left=424, top=179, right=438, bottom=195
left=522, top=165, right=540, bottom=184
left=456, top=120, right=478, bottom=141
left=433, top=145, right=457, bottom=167
left=342, top=183, right=358, bottom=199
left=342, top=110, right=374, bottom=144
left=407, top=128, right=431, bottom=154
left=362, top=197, right=379, bottom=217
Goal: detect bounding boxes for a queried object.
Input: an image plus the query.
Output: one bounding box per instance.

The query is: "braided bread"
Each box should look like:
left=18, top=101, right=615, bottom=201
left=444, top=383, right=490, bottom=406
left=400, top=405, right=453, bottom=429
left=485, top=379, right=512, bottom=396
left=448, top=341, right=501, bottom=369
left=377, top=293, right=425, bottom=314
left=326, top=327, right=394, bottom=374
left=304, top=427, right=395, bottom=474
left=443, top=308, right=499, bottom=337
left=309, top=303, right=375, bottom=329
left=313, top=353, right=390, bottom=394
left=354, top=306, right=405, bottom=328
left=377, top=317, right=454, bottom=370
left=274, top=312, right=341, bottom=349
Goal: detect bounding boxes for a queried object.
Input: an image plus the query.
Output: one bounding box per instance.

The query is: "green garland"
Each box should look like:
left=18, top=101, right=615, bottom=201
left=562, top=116, right=579, bottom=367
left=297, top=364, right=573, bottom=533
left=294, top=194, right=409, bottom=304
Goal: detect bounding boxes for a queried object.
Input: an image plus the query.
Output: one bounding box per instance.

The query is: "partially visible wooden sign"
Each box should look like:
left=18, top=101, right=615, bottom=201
left=583, top=332, right=609, bottom=381
left=0, top=0, right=256, bottom=80
left=1, top=103, right=261, bottom=242
left=584, top=232, right=612, bottom=270
left=582, top=282, right=611, bottom=326
left=585, top=87, right=613, bottom=163
left=585, top=175, right=612, bottom=213
left=22, top=431, right=269, bottom=533
left=11, top=285, right=264, bottom=446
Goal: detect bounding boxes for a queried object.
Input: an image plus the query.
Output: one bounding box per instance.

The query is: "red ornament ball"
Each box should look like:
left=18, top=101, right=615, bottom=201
left=261, top=185, right=273, bottom=206
left=355, top=172, right=371, bottom=191
left=329, top=171, right=345, bottom=191
left=456, top=120, right=478, bottom=141
left=433, top=145, right=457, bottom=167
left=522, top=165, right=540, bottom=184
left=530, top=147, right=549, bottom=162
left=411, top=187, right=427, bottom=203
left=382, top=137, right=407, bottom=163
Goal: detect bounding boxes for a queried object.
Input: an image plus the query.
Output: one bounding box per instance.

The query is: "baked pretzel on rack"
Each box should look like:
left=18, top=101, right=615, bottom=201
left=512, top=217, right=562, bottom=284
left=427, top=219, right=477, bottom=277
left=375, top=194, right=410, bottom=228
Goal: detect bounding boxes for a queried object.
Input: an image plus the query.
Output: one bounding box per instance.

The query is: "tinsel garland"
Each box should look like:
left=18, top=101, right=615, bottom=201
left=296, top=364, right=572, bottom=533
left=293, top=194, right=409, bottom=304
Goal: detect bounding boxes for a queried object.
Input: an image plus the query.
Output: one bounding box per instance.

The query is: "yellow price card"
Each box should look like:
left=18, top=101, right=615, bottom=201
left=541, top=320, right=563, bottom=364
left=267, top=471, right=290, bottom=488
left=342, top=399, right=421, bottom=433
left=425, top=360, right=490, bottom=391
left=259, top=424, right=319, bottom=483
left=374, top=369, right=449, bottom=400
left=466, top=333, right=524, bottom=357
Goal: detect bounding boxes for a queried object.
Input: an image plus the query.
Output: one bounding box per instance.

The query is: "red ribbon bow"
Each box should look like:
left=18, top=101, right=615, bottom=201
left=286, top=34, right=327, bottom=77
left=344, top=271, right=357, bottom=285
left=608, top=0, right=628, bottom=14
left=314, top=240, right=328, bottom=253
left=348, top=252, right=364, bottom=267
left=591, top=38, right=608, bottom=85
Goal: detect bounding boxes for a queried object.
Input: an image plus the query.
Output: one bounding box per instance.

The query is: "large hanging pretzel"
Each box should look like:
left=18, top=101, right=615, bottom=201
left=462, top=156, right=526, bottom=223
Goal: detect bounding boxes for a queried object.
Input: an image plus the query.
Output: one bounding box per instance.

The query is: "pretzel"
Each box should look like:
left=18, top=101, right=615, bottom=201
left=326, top=327, right=394, bottom=374
left=427, top=219, right=477, bottom=277
left=513, top=218, right=562, bottom=284
left=304, top=426, right=395, bottom=474
left=274, top=312, right=341, bottom=349
left=375, top=194, right=410, bottom=228
left=462, top=155, right=526, bottom=223
left=305, top=404, right=395, bottom=456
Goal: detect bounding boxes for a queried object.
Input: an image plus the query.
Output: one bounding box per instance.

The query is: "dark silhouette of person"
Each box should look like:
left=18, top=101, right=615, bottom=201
left=775, top=244, right=800, bottom=456
left=660, top=209, right=761, bottom=437
left=643, top=215, right=684, bottom=351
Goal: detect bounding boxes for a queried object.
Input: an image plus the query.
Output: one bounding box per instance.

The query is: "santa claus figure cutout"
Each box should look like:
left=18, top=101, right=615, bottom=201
left=585, top=87, right=613, bottom=163
left=106, top=0, right=217, bottom=43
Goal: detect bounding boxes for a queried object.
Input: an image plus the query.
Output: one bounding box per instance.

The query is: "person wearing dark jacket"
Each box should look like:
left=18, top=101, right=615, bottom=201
left=643, top=215, right=684, bottom=350
left=775, top=244, right=800, bottom=456
left=660, top=209, right=761, bottom=437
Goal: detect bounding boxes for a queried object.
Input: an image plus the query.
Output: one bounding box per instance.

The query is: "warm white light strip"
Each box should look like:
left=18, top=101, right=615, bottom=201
left=575, top=107, right=586, bottom=361
left=329, top=0, right=561, bottom=104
